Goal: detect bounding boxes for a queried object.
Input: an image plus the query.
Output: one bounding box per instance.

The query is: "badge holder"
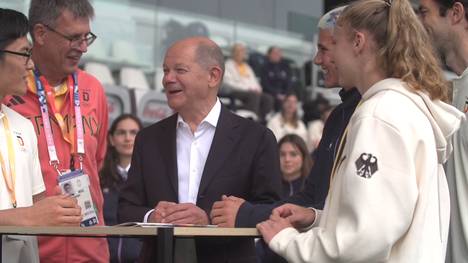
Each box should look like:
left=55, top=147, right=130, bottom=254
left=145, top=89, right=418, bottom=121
left=58, top=169, right=99, bottom=227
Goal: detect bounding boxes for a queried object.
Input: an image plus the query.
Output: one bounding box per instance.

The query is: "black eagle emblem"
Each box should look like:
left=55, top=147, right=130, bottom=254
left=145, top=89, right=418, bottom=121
left=355, top=153, right=378, bottom=178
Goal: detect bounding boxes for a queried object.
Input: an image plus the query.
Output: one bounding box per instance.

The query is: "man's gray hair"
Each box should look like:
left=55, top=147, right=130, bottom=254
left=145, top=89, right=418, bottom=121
left=195, top=42, right=225, bottom=74
left=29, top=0, right=94, bottom=33
left=318, top=5, right=347, bottom=30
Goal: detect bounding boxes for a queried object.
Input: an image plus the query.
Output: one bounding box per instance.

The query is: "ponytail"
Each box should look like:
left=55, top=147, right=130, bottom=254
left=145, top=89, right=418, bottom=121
left=338, top=0, right=448, bottom=101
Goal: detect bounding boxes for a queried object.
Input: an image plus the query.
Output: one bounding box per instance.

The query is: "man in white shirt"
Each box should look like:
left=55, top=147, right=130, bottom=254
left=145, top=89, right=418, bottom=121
left=118, top=36, right=282, bottom=263
left=418, top=1, right=468, bottom=262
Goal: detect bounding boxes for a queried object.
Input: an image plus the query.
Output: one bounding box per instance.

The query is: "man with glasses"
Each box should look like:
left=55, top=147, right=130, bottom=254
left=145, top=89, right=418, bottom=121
left=0, top=8, right=82, bottom=263
left=3, top=0, right=109, bottom=262
left=418, top=1, right=468, bottom=262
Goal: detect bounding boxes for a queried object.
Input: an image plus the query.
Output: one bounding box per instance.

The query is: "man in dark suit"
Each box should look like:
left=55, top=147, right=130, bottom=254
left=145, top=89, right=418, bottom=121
left=118, top=36, right=282, bottom=262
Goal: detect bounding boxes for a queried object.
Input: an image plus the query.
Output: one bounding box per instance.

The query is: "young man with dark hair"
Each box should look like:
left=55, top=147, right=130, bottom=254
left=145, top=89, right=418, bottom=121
left=419, top=1, right=468, bottom=262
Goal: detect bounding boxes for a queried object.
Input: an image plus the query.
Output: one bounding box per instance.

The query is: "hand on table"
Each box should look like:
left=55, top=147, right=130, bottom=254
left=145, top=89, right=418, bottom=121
left=210, top=195, right=245, bottom=227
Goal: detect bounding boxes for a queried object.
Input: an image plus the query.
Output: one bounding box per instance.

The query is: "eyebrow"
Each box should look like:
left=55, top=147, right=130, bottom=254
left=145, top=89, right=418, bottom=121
left=174, top=63, right=189, bottom=68
left=317, top=43, right=329, bottom=50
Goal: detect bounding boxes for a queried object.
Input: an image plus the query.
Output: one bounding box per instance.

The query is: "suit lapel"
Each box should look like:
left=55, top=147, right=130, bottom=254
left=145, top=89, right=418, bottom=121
left=160, top=114, right=179, bottom=197
left=198, top=106, right=240, bottom=196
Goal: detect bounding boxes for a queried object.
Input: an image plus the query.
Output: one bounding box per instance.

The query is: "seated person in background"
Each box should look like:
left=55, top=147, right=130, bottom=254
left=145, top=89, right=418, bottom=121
left=118, top=36, right=282, bottom=263
left=260, top=46, right=293, bottom=111
left=224, top=43, right=273, bottom=122
left=0, top=8, right=81, bottom=263
left=100, top=114, right=142, bottom=262
left=307, top=104, right=333, bottom=153
left=277, top=134, right=313, bottom=198
left=267, top=92, right=308, bottom=145
left=256, top=134, right=312, bottom=263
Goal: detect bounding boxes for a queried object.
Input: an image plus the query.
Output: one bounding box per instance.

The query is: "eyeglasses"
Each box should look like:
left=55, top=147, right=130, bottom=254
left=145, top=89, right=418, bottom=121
left=44, top=24, right=97, bottom=48
left=0, top=49, right=32, bottom=65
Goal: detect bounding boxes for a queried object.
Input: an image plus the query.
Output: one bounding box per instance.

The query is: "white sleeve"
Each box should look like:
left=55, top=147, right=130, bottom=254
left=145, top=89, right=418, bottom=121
left=269, top=116, right=419, bottom=262
left=29, top=124, right=45, bottom=195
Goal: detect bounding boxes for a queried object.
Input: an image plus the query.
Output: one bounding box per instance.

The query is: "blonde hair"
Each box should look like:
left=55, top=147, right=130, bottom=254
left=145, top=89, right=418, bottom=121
left=337, top=0, right=448, bottom=101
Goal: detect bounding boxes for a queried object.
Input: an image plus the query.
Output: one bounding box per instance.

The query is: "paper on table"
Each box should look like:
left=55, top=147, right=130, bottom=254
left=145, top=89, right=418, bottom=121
left=117, top=222, right=218, bottom=228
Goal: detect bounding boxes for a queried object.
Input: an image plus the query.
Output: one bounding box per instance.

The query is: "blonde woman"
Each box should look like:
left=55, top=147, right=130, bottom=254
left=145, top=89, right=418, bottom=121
left=257, top=0, right=465, bottom=262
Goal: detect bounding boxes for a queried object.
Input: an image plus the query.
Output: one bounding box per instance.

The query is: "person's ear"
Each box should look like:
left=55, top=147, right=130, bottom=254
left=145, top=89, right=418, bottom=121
left=207, top=66, right=223, bottom=89
left=450, top=2, right=466, bottom=25
left=353, top=30, right=366, bottom=54
left=32, top=24, right=47, bottom=46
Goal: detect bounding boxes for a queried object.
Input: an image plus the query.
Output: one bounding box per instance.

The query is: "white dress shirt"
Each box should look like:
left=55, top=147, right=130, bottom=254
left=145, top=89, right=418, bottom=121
left=176, top=99, right=220, bottom=203
left=143, top=99, right=221, bottom=222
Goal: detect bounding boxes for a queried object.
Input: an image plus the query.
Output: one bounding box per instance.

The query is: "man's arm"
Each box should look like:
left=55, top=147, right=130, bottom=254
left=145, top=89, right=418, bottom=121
left=0, top=195, right=81, bottom=226
left=233, top=128, right=282, bottom=227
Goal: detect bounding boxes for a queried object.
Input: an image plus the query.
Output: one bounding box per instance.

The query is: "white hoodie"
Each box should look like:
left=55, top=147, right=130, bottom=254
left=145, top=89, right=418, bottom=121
left=269, top=78, right=465, bottom=263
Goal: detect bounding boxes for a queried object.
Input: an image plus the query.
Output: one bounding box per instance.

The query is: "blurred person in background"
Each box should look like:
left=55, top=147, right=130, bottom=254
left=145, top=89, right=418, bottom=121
left=260, top=46, right=294, bottom=111
left=418, top=0, right=468, bottom=261
left=307, top=104, right=334, bottom=153
left=224, top=43, right=274, bottom=123
left=278, top=134, right=313, bottom=198
left=100, top=114, right=142, bottom=263
left=267, top=92, right=308, bottom=144
left=0, top=8, right=81, bottom=263
left=256, top=134, right=313, bottom=263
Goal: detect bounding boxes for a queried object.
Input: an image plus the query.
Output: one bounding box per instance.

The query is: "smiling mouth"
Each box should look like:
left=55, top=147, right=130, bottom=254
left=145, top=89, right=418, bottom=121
left=166, top=88, right=182, bottom=95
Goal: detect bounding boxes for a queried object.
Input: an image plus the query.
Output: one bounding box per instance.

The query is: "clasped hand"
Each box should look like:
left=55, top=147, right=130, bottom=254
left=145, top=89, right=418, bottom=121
left=257, top=203, right=316, bottom=244
left=150, top=201, right=209, bottom=225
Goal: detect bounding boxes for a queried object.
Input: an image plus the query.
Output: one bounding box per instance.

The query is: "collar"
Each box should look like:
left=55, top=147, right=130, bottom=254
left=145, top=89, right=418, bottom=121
left=339, top=87, right=361, bottom=103
left=454, top=67, right=468, bottom=80
left=177, top=98, right=221, bottom=129
left=27, top=69, right=77, bottom=95
left=117, top=164, right=130, bottom=173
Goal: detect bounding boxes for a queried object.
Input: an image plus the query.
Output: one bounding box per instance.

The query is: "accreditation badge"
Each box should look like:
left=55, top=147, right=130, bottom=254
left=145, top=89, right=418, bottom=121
left=58, top=170, right=99, bottom=227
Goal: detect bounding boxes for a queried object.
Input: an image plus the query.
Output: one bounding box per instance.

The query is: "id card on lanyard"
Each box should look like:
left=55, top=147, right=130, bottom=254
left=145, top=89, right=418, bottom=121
left=33, top=70, right=85, bottom=174
left=58, top=170, right=99, bottom=226
left=34, top=71, right=98, bottom=227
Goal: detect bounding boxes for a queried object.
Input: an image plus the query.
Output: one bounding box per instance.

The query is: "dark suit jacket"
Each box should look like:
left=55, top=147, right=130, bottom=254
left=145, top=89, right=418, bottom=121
left=118, top=105, right=282, bottom=263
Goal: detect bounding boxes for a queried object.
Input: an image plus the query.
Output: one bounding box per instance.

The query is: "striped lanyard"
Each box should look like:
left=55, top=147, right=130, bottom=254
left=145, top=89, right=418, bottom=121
left=0, top=112, right=17, bottom=208
left=33, top=70, right=85, bottom=175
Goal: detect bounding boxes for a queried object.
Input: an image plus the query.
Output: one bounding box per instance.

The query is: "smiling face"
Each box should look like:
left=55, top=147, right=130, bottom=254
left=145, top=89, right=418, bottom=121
left=0, top=37, right=33, bottom=99
left=314, top=28, right=340, bottom=89
left=418, top=0, right=452, bottom=57
left=279, top=142, right=304, bottom=181
left=162, top=40, right=218, bottom=116
left=37, top=9, right=91, bottom=79
left=332, top=25, right=359, bottom=89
